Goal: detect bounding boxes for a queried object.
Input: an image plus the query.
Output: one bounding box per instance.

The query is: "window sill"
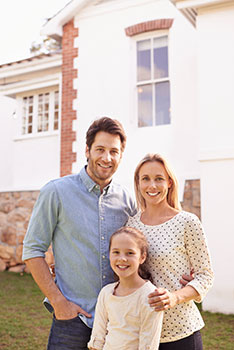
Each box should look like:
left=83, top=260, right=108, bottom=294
left=14, top=130, right=59, bottom=141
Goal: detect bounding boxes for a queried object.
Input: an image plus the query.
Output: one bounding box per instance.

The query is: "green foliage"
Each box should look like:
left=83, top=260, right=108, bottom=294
left=0, top=271, right=234, bottom=349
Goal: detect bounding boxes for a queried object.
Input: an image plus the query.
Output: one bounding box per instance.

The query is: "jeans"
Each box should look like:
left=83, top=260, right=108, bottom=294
left=159, top=331, right=203, bottom=350
left=47, top=315, right=92, bottom=350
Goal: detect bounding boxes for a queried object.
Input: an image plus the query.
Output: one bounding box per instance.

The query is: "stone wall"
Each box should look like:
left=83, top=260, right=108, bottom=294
left=0, top=191, right=39, bottom=272
left=181, top=179, right=201, bottom=219
left=0, top=179, right=201, bottom=272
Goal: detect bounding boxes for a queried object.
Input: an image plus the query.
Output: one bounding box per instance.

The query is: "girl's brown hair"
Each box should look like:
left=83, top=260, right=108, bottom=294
left=109, top=226, right=152, bottom=282
left=134, top=153, right=182, bottom=211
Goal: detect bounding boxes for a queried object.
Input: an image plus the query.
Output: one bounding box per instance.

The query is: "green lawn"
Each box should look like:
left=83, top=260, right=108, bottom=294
left=0, top=271, right=234, bottom=349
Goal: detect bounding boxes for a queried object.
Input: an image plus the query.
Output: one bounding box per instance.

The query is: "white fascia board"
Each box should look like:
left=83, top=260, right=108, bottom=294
left=173, top=0, right=234, bottom=10
left=0, top=56, right=62, bottom=80
left=40, top=0, right=93, bottom=38
left=199, top=148, right=234, bottom=162
left=0, top=73, right=61, bottom=98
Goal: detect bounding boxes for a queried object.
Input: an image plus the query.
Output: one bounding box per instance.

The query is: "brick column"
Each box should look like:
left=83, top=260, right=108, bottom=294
left=61, top=19, right=78, bottom=177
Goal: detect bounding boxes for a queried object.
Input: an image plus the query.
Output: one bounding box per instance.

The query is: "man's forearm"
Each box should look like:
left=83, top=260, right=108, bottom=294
left=25, top=257, right=66, bottom=306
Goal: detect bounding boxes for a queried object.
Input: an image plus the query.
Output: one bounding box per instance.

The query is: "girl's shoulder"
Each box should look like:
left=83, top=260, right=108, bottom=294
left=99, top=282, right=119, bottom=296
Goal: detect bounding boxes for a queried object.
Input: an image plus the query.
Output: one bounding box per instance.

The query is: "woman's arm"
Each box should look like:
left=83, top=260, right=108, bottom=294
left=148, top=285, right=199, bottom=311
left=149, top=213, right=214, bottom=311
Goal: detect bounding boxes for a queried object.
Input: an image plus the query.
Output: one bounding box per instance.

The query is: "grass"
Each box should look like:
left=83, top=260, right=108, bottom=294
left=0, top=271, right=234, bottom=349
left=0, top=271, right=51, bottom=350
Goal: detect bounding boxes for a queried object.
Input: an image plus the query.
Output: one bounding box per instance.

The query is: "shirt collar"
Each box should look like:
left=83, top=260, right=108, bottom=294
left=80, top=166, right=111, bottom=194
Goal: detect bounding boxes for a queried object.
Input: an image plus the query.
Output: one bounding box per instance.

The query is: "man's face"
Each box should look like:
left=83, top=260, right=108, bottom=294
left=85, top=131, right=122, bottom=189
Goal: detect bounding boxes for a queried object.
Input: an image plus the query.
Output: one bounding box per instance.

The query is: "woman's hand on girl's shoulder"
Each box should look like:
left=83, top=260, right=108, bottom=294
left=148, top=288, right=177, bottom=311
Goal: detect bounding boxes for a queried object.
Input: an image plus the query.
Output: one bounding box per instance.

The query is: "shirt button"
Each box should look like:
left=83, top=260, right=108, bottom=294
left=100, top=217, right=104, bottom=220
left=102, top=255, right=105, bottom=259
left=103, top=275, right=106, bottom=279
left=101, top=236, right=104, bottom=240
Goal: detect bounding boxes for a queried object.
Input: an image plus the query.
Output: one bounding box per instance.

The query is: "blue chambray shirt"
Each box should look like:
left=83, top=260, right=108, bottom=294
left=22, top=167, right=137, bottom=328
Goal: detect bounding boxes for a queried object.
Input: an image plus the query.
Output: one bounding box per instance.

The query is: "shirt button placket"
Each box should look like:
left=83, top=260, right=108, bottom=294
left=99, top=196, right=106, bottom=287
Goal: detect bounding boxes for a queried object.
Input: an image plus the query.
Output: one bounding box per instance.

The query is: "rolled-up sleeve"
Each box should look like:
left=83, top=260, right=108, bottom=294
left=184, top=214, right=214, bottom=301
left=22, top=181, right=59, bottom=261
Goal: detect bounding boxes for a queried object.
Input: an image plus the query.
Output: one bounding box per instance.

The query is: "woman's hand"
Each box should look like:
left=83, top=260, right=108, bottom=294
left=148, top=288, right=178, bottom=311
left=148, top=285, right=199, bottom=312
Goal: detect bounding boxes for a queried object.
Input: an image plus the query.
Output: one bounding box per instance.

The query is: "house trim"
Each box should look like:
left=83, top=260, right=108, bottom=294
left=125, top=19, right=174, bottom=37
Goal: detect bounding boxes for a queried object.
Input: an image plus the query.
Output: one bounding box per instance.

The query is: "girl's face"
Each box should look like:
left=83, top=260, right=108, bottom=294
left=138, top=161, right=171, bottom=208
left=109, top=233, right=146, bottom=281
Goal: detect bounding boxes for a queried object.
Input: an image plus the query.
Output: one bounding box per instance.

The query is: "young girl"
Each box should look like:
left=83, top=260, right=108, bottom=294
left=88, top=226, right=164, bottom=350
left=127, top=153, right=214, bottom=350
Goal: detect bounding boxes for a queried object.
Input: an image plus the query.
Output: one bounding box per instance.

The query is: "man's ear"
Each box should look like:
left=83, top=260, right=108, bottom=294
left=85, top=145, right=90, bottom=160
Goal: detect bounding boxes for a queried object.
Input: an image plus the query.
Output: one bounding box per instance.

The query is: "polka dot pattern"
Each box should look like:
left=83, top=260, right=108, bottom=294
left=127, top=211, right=214, bottom=342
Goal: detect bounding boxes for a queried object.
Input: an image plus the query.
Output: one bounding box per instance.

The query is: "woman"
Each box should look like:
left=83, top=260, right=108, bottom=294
left=127, top=153, right=214, bottom=350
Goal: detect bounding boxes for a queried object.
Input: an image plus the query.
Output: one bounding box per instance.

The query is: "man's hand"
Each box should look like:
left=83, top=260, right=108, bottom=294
left=180, top=269, right=194, bottom=287
left=148, top=288, right=178, bottom=312
left=53, top=297, right=92, bottom=320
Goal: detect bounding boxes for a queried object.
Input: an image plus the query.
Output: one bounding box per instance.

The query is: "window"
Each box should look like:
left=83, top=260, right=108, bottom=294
left=137, top=35, right=171, bottom=127
left=21, top=90, right=59, bottom=135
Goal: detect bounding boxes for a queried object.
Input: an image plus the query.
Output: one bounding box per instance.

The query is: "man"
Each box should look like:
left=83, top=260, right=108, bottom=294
left=23, top=117, right=137, bottom=349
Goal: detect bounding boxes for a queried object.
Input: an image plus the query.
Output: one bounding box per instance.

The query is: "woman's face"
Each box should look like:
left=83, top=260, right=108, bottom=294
left=138, top=161, right=171, bottom=208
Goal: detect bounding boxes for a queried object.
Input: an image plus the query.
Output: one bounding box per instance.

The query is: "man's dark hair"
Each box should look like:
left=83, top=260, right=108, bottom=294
left=86, top=117, right=127, bottom=152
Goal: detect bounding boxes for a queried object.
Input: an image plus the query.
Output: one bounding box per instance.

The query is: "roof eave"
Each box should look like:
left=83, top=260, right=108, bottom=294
left=40, top=0, right=93, bottom=39
left=171, top=0, right=234, bottom=10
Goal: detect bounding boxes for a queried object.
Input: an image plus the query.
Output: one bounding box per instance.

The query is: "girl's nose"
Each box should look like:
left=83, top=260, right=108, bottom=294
left=119, top=256, right=127, bottom=262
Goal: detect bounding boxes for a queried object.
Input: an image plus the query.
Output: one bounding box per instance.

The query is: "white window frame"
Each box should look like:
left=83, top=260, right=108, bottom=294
left=134, top=30, right=171, bottom=128
left=18, top=87, right=60, bottom=138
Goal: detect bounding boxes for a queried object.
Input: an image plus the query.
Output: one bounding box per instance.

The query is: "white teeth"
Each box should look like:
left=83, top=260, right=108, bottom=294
left=148, top=192, right=159, bottom=196
left=117, top=265, right=128, bottom=269
left=99, top=164, right=111, bottom=168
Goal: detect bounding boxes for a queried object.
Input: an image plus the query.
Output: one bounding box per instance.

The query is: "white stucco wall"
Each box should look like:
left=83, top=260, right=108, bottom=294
left=73, top=0, right=198, bottom=197
left=0, top=96, right=16, bottom=191
left=197, top=4, right=234, bottom=313
left=0, top=95, right=60, bottom=192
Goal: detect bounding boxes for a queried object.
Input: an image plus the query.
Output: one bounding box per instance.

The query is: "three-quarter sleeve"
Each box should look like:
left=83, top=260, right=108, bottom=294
left=88, top=289, right=108, bottom=350
left=184, top=214, right=214, bottom=301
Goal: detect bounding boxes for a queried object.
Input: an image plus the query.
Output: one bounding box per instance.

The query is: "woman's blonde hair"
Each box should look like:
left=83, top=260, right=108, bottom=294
left=134, top=153, right=182, bottom=211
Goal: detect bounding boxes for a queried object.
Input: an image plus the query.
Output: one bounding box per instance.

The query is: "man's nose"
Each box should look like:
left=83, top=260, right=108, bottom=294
left=102, top=151, right=111, bottom=162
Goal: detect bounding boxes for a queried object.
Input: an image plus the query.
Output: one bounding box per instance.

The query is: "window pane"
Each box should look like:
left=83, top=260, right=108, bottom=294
left=54, top=91, right=59, bottom=130
left=155, top=81, right=171, bottom=125
left=153, top=36, right=168, bottom=79
left=137, top=40, right=151, bottom=82
left=138, top=84, right=152, bottom=127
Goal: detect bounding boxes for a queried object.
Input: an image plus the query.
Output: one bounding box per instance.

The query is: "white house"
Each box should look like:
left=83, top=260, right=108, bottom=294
left=171, top=0, right=234, bottom=314
left=0, top=0, right=233, bottom=313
